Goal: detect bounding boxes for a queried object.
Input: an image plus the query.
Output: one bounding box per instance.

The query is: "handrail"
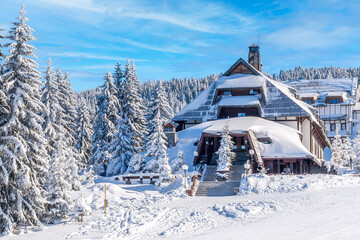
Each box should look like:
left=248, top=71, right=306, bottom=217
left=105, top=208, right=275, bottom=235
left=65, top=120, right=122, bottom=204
left=248, top=130, right=264, bottom=168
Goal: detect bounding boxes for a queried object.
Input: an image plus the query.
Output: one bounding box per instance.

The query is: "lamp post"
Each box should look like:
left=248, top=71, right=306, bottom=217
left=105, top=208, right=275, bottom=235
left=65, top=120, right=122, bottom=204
left=182, top=164, right=189, bottom=189
left=249, top=149, right=254, bottom=169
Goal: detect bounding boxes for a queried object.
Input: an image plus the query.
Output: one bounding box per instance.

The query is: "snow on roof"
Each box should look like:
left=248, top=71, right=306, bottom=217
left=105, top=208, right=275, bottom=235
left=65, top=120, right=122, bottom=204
left=300, top=93, right=319, bottom=98
left=321, top=114, right=347, bottom=121
left=173, top=58, right=326, bottom=135
left=215, top=73, right=265, bottom=89
left=286, top=78, right=358, bottom=96
left=218, top=95, right=260, bottom=107
left=173, top=82, right=216, bottom=122
left=326, top=91, right=347, bottom=97
left=168, top=117, right=312, bottom=170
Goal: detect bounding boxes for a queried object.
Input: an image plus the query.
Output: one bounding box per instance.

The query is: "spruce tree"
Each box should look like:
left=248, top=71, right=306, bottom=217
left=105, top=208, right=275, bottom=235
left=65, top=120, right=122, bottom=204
left=145, top=110, right=171, bottom=179
left=123, top=60, right=147, bottom=153
left=45, top=141, right=72, bottom=223
left=0, top=5, right=48, bottom=233
left=113, top=61, right=125, bottom=105
left=0, top=27, right=5, bottom=73
left=107, top=117, right=133, bottom=176
left=75, top=103, right=93, bottom=167
left=147, top=80, right=173, bottom=132
left=57, top=71, right=77, bottom=138
left=89, top=72, right=119, bottom=175
left=42, top=59, right=80, bottom=192
left=216, top=122, right=235, bottom=179
left=55, top=69, right=76, bottom=148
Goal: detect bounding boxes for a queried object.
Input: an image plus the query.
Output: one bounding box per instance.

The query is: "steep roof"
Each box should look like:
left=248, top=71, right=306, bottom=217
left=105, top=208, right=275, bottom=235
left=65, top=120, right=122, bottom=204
left=173, top=59, right=322, bottom=123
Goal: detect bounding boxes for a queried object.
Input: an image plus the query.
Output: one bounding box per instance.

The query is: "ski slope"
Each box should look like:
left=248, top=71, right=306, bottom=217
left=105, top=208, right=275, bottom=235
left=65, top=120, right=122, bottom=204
left=7, top=174, right=360, bottom=240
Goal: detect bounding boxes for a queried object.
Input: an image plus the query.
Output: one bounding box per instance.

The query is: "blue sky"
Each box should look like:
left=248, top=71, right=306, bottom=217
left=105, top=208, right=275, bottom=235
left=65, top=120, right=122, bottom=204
left=1, top=0, right=360, bottom=91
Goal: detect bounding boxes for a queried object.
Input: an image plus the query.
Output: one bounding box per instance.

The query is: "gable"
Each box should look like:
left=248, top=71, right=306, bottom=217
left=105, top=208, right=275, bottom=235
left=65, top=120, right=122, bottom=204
left=223, top=58, right=260, bottom=76
left=229, top=62, right=254, bottom=75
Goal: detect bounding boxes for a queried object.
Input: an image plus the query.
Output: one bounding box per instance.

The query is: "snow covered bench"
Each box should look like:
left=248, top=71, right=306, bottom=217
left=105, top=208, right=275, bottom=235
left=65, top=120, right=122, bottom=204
left=122, top=175, right=160, bottom=184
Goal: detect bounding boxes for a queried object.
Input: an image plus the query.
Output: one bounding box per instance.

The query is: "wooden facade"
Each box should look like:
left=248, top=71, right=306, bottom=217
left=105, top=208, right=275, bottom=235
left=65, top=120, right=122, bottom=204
left=218, top=106, right=260, bottom=119
left=194, top=132, right=317, bottom=175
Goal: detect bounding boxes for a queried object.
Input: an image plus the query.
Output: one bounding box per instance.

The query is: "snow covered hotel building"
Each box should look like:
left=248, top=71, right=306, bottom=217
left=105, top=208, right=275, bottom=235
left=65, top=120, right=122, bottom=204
left=285, top=78, right=360, bottom=139
left=171, top=44, right=330, bottom=174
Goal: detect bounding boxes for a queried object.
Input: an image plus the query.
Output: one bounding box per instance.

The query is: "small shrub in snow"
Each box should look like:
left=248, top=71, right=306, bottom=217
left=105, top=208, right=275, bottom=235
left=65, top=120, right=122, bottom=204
left=126, top=154, right=146, bottom=174
left=353, top=131, right=360, bottom=170
left=340, top=136, right=354, bottom=167
left=74, top=194, right=91, bottom=221
left=330, top=129, right=342, bottom=166
left=171, top=150, right=185, bottom=173
left=86, top=165, right=96, bottom=185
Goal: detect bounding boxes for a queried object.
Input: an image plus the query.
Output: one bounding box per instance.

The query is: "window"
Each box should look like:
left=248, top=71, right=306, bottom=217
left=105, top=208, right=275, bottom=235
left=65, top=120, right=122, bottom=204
left=249, top=89, right=258, bottom=94
left=341, top=123, right=346, bottom=130
left=330, top=123, right=336, bottom=131
left=328, top=99, right=340, bottom=104
left=238, top=113, right=245, bottom=117
left=224, top=91, right=231, bottom=96
left=304, top=100, right=312, bottom=104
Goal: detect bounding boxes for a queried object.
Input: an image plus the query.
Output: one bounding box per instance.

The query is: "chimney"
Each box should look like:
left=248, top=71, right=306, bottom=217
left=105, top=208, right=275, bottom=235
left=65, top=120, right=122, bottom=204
left=248, top=44, right=262, bottom=72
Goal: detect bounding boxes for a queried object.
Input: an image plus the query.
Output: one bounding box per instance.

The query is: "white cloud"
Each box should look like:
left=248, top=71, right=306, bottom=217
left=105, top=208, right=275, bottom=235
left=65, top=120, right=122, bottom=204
left=30, top=0, right=253, bottom=34
left=31, top=0, right=105, bottom=12
left=50, top=52, right=147, bottom=62
left=265, top=23, right=354, bottom=50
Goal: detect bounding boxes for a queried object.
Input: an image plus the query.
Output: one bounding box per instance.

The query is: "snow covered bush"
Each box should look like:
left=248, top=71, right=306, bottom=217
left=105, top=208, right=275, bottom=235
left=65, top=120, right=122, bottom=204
left=74, top=194, right=91, bottom=220
left=353, top=131, right=360, bottom=171
left=216, top=122, right=235, bottom=180
left=340, top=136, right=354, bottom=167
left=330, top=129, right=342, bottom=166
left=126, top=154, right=146, bottom=174
left=170, top=150, right=185, bottom=173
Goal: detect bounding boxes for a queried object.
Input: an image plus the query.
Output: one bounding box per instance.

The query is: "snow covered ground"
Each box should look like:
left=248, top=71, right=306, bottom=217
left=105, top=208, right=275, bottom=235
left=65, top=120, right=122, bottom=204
left=7, top=174, right=360, bottom=240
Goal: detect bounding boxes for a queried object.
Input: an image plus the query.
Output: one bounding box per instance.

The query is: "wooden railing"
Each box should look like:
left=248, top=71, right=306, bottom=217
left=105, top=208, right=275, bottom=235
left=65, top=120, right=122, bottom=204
left=248, top=130, right=265, bottom=168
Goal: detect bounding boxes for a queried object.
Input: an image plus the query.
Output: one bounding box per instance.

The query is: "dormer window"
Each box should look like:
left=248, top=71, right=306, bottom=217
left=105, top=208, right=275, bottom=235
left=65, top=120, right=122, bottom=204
left=249, top=89, right=258, bottom=94
left=328, top=99, right=340, bottom=104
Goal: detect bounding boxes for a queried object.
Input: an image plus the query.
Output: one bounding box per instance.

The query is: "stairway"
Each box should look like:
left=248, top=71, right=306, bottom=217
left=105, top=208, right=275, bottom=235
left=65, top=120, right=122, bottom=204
left=201, top=165, right=217, bottom=181
left=195, top=164, right=243, bottom=197
left=195, top=181, right=240, bottom=197
left=229, top=166, right=244, bottom=181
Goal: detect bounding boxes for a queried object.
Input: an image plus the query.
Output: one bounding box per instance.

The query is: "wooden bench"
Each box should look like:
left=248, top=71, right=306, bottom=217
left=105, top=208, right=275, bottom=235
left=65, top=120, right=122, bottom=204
left=122, top=175, right=160, bottom=184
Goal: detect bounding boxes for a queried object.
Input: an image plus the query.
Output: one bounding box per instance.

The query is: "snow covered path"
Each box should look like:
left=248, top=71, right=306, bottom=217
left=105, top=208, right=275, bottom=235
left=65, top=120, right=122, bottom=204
left=7, top=175, right=360, bottom=240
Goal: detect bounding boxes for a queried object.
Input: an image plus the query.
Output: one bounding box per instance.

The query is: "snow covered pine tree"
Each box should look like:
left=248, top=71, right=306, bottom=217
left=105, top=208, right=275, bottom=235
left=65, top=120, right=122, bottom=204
left=216, top=121, right=235, bottom=180
left=145, top=110, right=172, bottom=183
left=89, top=72, right=119, bottom=175
left=122, top=60, right=147, bottom=153
left=331, top=129, right=343, bottom=166
left=0, top=5, right=49, bottom=234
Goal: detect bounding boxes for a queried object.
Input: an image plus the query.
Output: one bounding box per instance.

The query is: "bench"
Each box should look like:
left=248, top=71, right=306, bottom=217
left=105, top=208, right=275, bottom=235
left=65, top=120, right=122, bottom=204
left=122, top=175, right=160, bottom=184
